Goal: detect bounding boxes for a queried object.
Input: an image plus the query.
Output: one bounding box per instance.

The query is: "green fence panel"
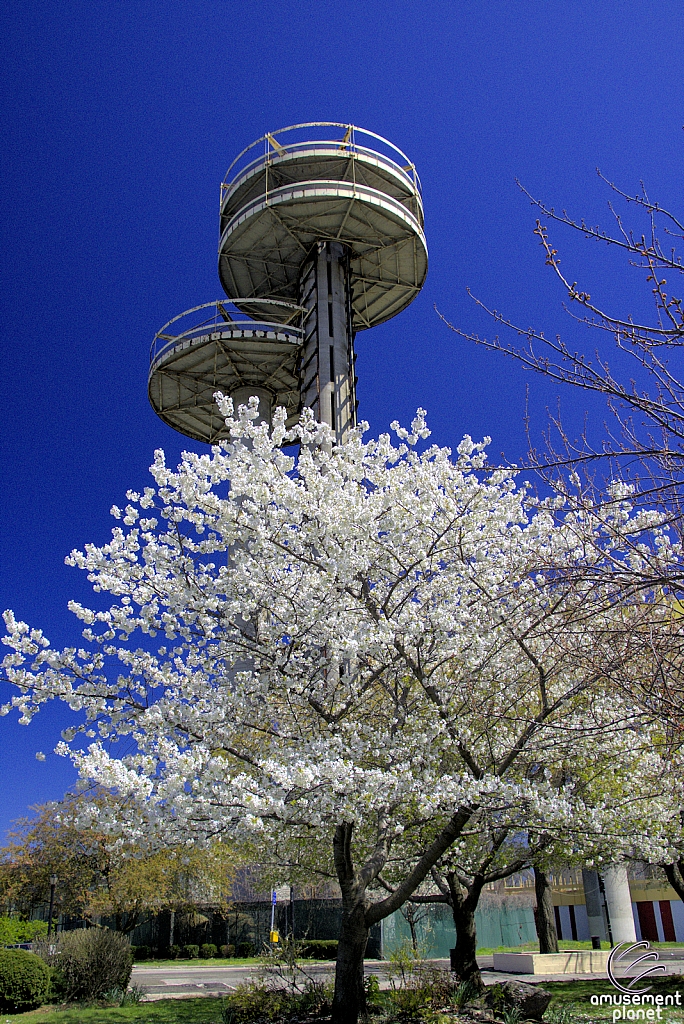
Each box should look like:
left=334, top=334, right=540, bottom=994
left=382, top=902, right=537, bottom=958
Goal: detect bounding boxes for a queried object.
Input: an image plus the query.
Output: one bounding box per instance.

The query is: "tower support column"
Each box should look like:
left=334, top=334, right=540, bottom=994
left=582, top=868, right=608, bottom=943
left=299, top=241, right=356, bottom=443
left=230, top=386, right=273, bottom=427
left=601, top=863, right=637, bottom=943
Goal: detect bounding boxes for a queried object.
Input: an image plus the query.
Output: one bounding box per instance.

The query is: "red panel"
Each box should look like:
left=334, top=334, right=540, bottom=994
left=636, top=901, right=658, bottom=942
left=659, top=900, right=676, bottom=942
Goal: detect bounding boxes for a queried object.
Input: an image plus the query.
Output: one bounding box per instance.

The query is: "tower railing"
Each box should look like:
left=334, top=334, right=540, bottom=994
left=220, top=122, right=423, bottom=205
left=150, top=300, right=305, bottom=369
left=219, top=180, right=424, bottom=248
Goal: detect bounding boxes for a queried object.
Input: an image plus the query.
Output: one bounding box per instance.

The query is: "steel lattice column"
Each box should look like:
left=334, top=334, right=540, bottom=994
left=299, top=241, right=357, bottom=443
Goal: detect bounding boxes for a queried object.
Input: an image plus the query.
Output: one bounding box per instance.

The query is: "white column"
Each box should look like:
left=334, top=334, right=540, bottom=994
left=601, top=864, right=636, bottom=943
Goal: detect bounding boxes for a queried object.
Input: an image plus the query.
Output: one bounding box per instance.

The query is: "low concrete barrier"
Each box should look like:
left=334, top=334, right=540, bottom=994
left=492, top=950, right=610, bottom=975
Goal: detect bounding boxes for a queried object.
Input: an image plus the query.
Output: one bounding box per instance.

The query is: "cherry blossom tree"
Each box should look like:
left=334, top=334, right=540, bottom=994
left=1, top=399, right=676, bottom=1024
left=382, top=706, right=674, bottom=988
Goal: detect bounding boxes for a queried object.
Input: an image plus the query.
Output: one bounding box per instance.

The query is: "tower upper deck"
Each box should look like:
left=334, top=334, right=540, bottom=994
left=218, top=123, right=427, bottom=330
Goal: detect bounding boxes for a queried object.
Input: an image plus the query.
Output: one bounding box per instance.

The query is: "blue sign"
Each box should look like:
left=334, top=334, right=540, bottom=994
left=272, top=890, right=277, bottom=905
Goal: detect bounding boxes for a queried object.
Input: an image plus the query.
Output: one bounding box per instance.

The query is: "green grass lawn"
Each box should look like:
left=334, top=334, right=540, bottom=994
left=132, top=958, right=261, bottom=968
left=476, top=939, right=604, bottom=955
left=3, top=965, right=683, bottom=1023
left=0, top=997, right=227, bottom=1024
left=543, top=976, right=684, bottom=1022
left=4, top=983, right=684, bottom=1024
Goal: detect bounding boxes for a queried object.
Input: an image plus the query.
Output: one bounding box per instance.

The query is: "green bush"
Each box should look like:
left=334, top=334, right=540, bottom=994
left=0, top=916, right=49, bottom=946
left=222, top=980, right=287, bottom=1022
left=301, top=938, right=338, bottom=959
left=168, top=944, right=182, bottom=959
left=221, top=976, right=332, bottom=1022
left=133, top=944, right=151, bottom=960
left=0, top=948, right=51, bottom=1012
left=364, top=973, right=382, bottom=1006
left=200, top=942, right=217, bottom=959
left=36, top=928, right=132, bottom=1002
left=220, top=943, right=235, bottom=958
left=235, top=940, right=255, bottom=958
left=183, top=944, right=200, bottom=959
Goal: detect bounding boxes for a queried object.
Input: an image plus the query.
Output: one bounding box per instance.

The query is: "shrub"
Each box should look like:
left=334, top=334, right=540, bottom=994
left=221, top=976, right=332, bottom=1021
left=36, top=928, right=132, bottom=1002
left=200, top=942, right=217, bottom=959
left=389, top=986, right=431, bottom=1012
left=220, top=943, right=235, bottom=959
left=301, top=938, right=338, bottom=960
left=120, top=982, right=147, bottom=1006
left=451, top=978, right=480, bottom=1009
left=235, top=940, right=255, bottom=958
left=364, top=973, right=382, bottom=1006
left=0, top=916, right=49, bottom=946
left=0, top=948, right=51, bottom=1012
left=168, top=944, right=182, bottom=960
left=133, top=944, right=151, bottom=961
left=103, top=982, right=147, bottom=1007
left=221, top=980, right=287, bottom=1022
left=183, top=944, right=200, bottom=959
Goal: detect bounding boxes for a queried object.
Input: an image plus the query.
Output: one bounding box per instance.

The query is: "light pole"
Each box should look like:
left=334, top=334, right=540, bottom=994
left=47, top=874, right=57, bottom=938
left=269, top=889, right=278, bottom=944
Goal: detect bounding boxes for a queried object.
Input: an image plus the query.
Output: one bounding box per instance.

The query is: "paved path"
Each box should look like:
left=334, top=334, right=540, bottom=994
left=132, top=954, right=684, bottom=1001
left=132, top=963, right=255, bottom=1000
left=133, top=961, right=386, bottom=1000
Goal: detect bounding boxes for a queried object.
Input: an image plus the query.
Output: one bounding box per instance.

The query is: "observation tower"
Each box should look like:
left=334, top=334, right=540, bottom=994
left=148, top=123, right=427, bottom=444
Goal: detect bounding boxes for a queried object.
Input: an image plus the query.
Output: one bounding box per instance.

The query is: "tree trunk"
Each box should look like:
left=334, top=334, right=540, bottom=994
left=331, top=897, right=368, bottom=1024
left=534, top=866, right=559, bottom=953
left=402, top=904, right=419, bottom=953
left=448, top=874, right=485, bottom=992
left=121, top=910, right=140, bottom=935
left=331, top=823, right=370, bottom=1024
left=329, top=807, right=476, bottom=1023
left=663, top=860, right=684, bottom=902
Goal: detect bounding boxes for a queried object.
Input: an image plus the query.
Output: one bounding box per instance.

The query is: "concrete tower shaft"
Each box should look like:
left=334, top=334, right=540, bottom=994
left=299, top=241, right=356, bottom=443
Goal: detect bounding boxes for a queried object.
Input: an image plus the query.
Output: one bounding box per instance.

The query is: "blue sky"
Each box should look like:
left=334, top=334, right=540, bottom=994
left=1, top=0, right=683, bottom=840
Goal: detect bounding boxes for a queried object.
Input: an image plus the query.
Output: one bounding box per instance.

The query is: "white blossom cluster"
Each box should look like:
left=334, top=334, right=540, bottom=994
left=2, top=399, right=681, bottom=871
